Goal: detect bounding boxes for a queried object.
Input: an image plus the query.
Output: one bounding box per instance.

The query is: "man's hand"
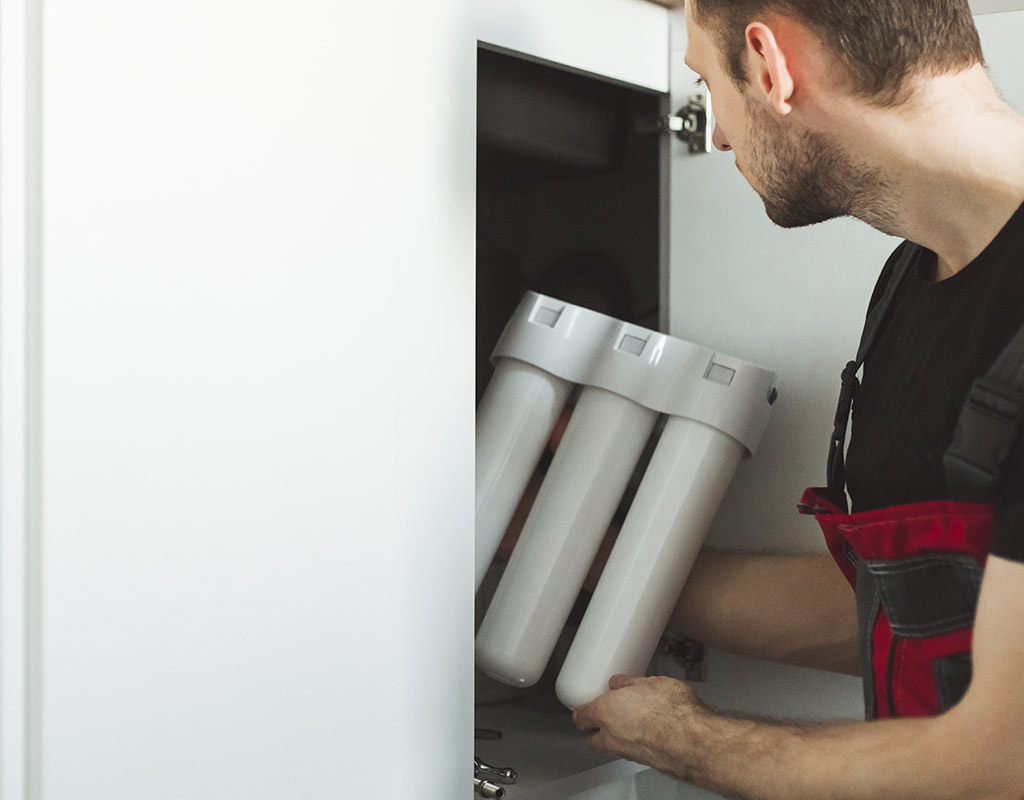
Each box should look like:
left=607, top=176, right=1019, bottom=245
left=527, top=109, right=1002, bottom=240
left=570, top=674, right=706, bottom=780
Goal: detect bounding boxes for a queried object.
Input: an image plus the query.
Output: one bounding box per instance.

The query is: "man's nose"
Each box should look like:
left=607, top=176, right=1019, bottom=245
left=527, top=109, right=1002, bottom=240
left=712, top=123, right=731, bottom=151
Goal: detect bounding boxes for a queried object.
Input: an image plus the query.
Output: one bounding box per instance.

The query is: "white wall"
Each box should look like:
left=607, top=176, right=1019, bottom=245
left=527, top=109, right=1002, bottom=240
left=971, top=0, right=1024, bottom=13
left=0, top=1, right=475, bottom=798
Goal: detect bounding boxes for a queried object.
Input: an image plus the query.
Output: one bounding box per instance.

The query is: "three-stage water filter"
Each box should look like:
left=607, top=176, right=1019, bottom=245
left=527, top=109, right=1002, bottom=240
left=475, top=292, right=776, bottom=709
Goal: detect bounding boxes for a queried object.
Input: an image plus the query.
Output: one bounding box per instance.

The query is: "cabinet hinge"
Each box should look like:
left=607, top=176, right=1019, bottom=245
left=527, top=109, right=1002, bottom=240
left=660, top=94, right=709, bottom=154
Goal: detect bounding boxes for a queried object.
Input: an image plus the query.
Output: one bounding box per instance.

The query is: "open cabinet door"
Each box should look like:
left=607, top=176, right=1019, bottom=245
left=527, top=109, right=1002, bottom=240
left=663, top=2, right=1024, bottom=792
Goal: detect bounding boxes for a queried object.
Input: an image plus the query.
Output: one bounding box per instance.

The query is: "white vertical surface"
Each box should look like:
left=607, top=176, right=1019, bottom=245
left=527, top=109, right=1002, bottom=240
left=0, top=1, right=39, bottom=798
left=976, top=10, right=1024, bottom=102
left=971, top=0, right=1024, bottom=12
left=666, top=7, right=1024, bottom=797
left=37, top=2, right=475, bottom=798
left=477, top=0, right=670, bottom=92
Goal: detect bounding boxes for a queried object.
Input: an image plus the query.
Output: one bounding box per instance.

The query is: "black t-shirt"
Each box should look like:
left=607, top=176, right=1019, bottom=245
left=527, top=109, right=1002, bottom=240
left=845, top=200, right=1024, bottom=563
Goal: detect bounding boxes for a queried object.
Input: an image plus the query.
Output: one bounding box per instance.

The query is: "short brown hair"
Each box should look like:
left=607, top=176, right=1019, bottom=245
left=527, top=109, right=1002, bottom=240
left=690, top=0, right=984, bottom=105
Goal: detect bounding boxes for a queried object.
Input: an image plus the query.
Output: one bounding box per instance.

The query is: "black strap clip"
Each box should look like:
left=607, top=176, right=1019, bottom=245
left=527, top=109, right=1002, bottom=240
left=943, top=376, right=1024, bottom=499
left=831, top=360, right=860, bottom=442
left=825, top=360, right=860, bottom=505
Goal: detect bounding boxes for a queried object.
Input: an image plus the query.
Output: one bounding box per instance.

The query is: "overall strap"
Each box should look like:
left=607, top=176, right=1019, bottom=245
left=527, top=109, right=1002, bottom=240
left=944, top=321, right=1024, bottom=499
left=827, top=243, right=919, bottom=505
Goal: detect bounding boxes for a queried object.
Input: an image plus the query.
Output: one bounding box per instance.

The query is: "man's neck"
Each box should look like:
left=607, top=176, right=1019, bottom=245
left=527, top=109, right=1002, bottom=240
left=837, top=65, right=1024, bottom=279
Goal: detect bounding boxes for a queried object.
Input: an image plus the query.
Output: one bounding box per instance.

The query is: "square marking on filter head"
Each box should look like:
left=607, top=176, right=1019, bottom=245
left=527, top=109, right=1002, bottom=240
left=532, top=304, right=563, bottom=328
left=705, top=362, right=736, bottom=386
left=618, top=334, right=648, bottom=356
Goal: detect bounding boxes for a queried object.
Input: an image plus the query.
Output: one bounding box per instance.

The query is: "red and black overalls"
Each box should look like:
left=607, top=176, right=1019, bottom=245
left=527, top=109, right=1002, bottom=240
left=799, top=243, right=1024, bottom=720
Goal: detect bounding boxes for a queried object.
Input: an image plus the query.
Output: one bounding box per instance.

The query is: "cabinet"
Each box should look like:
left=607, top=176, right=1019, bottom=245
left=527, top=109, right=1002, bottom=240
left=1, top=2, right=1023, bottom=800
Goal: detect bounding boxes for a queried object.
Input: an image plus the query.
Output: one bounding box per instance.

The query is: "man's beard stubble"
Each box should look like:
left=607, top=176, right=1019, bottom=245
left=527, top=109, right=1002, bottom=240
left=743, top=97, right=899, bottom=233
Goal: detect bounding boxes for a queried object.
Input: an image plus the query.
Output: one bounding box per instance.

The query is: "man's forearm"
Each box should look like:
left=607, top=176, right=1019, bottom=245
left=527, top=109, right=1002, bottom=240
left=576, top=557, right=1024, bottom=799
left=662, top=704, right=1016, bottom=800
left=579, top=676, right=1016, bottom=800
left=670, top=550, right=860, bottom=674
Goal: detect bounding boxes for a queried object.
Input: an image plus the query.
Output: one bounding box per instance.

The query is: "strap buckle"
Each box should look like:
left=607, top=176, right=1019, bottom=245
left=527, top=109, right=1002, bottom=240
left=832, top=361, right=860, bottom=437
left=943, top=376, right=1024, bottom=498
left=826, top=361, right=859, bottom=499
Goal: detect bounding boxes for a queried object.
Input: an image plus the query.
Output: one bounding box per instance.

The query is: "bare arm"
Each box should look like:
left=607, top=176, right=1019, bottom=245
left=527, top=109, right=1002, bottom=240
left=573, top=555, right=1024, bottom=800
left=669, top=549, right=860, bottom=675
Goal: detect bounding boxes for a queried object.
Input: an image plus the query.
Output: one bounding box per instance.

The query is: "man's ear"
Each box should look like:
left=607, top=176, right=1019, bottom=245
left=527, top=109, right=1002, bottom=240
left=745, top=22, right=794, bottom=115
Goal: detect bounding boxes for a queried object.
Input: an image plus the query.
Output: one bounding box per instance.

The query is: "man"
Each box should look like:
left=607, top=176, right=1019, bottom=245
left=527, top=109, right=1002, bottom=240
left=571, top=1, right=1024, bottom=797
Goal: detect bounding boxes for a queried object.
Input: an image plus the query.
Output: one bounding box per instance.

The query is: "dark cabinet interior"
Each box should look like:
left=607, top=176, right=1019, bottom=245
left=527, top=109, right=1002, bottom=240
left=476, top=46, right=665, bottom=401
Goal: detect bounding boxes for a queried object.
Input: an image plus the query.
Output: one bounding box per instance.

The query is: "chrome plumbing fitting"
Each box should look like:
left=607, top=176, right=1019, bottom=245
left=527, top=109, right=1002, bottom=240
left=475, top=756, right=518, bottom=785
left=474, top=777, right=505, bottom=798
left=474, top=756, right=517, bottom=797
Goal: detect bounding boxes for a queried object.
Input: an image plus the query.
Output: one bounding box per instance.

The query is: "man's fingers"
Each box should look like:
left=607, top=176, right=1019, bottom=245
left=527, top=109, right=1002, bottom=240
left=608, top=673, right=642, bottom=690
left=572, top=705, right=595, bottom=731
left=584, top=729, right=612, bottom=754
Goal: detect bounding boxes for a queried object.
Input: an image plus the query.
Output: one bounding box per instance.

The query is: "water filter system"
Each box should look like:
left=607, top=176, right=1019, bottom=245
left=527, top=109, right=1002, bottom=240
left=475, top=292, right=777, bottom=709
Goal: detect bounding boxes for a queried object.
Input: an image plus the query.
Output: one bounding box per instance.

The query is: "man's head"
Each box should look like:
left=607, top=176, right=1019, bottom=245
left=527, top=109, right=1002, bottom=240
left=689, top=0, right=983, bottom=106
left=683, top=0, right=984, bottom=230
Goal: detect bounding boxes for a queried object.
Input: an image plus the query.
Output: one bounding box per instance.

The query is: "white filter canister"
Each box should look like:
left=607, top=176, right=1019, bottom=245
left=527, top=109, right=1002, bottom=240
left=555, top=415, right=744, bottom=709
left=475, top=385, right=658, bottom=687
left=474, top=358, right=573, bottom=592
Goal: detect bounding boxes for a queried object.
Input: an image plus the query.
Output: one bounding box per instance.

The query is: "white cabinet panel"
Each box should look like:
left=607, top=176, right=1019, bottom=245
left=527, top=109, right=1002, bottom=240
left=478, top=0, right=669, bottom=92
left=32, top=1, right=476, bottom=798
left=0, top=2, right=38, bottom=799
